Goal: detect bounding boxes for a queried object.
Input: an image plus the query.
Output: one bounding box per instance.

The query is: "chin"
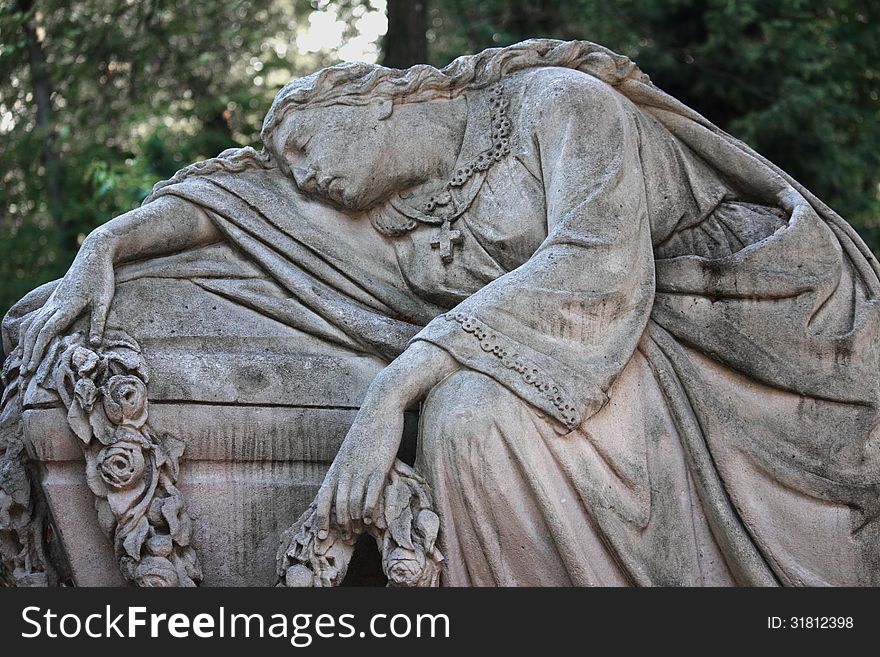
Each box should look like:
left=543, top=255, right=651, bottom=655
left=317, top=182, right=384, bottom=212
left=340, top=190, right=382, bottom=212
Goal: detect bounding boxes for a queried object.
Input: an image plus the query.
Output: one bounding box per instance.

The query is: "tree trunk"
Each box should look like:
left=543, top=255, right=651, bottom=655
left=18, top=0, right=66, bottom=247
left=381, top=0, right=429, bottom=68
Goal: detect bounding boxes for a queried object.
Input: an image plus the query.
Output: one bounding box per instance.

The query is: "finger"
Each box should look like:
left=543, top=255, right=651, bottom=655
left=335, top=475, right=351, bottom=531
left=314, top=478, right=335, bottom=540
left=89, top=301, right=110, bottom=347
left=362, top=471, right=386, bottom=524
left=17, top=314, right=36, bottom=358
left=348, top=475, right=365, bottom=521
left=21, top=308, right=50, bottom=368
left=21, top=308, right=54, bottom=373
left=29, top=310, right=69, bottom=373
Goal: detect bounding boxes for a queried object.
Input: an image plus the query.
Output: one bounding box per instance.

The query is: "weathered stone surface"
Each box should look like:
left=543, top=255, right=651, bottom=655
left=2, top=39, right=880, bottom=587
left=25, top=405, right=351, bottom=586
left=17, top=275, right=382, bottom=586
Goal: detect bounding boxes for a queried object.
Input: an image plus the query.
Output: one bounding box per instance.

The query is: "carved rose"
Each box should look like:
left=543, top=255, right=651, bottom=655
left=71, top=346, right=99, bottom=376
left=97, top=441, right=147, bottom=490
left=102, top=375, right=148, bottom=427
left=73, top=377, right=98, bottom=410
left=135, top=556, right=179, bottom=587
left=385, top=546, right=429, bottom=587
left=147, top=534, right=173, bottom=558
left=284, top=564, right=315, bottom=587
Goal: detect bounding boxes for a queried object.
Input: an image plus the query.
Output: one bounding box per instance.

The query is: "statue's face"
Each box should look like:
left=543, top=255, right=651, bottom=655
left=271, top=101, right=397, bottom=212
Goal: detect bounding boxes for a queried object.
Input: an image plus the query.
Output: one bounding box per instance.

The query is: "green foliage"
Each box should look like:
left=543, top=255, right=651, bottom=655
left=429, top=0, right=880, bottom=250
left=0, top=0, right=321, bottom=316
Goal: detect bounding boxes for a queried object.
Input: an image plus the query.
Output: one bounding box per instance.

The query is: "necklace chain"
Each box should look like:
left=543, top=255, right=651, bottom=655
left=370, top=84, right=512, bottom=241
left=421, top=84, right=511, bottom=214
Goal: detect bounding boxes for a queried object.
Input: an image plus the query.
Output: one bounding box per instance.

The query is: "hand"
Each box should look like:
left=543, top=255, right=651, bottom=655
left=314, top=393, right=405, bottom=539
left=20, top=233, right=116, bottom=373
left=313, top=341, right=460, bottom=538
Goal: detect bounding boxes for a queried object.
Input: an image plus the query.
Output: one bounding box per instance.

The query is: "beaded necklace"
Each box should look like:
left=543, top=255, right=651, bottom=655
left=374, top=83, right=513, bottom=263
left=423, top=84, right=511, bottom=212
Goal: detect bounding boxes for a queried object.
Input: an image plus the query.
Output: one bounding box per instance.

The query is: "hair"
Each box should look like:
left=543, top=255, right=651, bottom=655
left=260, top=38, right=650, bottom=151
left=145, top=40, right=651, bottom=204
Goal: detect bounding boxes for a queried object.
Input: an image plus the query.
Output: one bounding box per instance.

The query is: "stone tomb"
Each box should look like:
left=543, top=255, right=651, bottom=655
left=22, top=276, right=385, bottom=585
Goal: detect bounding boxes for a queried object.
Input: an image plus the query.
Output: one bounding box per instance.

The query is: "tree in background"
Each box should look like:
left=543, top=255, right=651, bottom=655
left=382, top=0, right=427, bottom=67
left=0, top=0, right=352, bottom=315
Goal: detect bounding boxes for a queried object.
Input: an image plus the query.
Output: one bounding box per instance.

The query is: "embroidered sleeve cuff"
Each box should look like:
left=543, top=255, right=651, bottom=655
left=410, top=312, right=607, bottom=432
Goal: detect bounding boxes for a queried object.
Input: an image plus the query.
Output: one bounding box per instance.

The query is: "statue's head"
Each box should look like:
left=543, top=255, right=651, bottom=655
left=262, top=60, right=474, bottom=211
left=260, top=39, right=642, bottom=211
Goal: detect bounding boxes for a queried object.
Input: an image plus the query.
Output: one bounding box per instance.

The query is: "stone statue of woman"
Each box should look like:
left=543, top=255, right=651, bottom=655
left=3, top=39, right=880, bottom=586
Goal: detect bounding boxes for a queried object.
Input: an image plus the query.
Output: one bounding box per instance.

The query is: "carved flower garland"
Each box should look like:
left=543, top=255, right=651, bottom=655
left=9, top=327, right=444, bottom=588
left=40, top=330, right=201, bottom=587
left=277, top=460, right=443, bottom=587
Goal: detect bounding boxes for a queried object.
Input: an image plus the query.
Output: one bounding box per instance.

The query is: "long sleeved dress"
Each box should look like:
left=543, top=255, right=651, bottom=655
left=4, top=61, right=880, bottom=586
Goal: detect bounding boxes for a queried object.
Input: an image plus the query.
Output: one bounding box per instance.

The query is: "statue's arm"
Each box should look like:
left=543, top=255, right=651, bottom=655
left=407, top=73, right=654, bottom=431
left=312, top=340, right=461, bottom=536
left=312, top=74, right=653, bottom=531
left=20, top=195, right=221, bottom=372
left=86, top=195, right=222, bottom=265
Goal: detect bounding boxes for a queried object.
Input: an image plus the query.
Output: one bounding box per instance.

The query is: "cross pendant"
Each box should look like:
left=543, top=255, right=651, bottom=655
left=430, top=219, right=464, bottom=264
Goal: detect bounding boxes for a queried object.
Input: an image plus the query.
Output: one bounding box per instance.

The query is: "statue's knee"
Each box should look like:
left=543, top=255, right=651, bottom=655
left=419, top=370, right=510, bottom=458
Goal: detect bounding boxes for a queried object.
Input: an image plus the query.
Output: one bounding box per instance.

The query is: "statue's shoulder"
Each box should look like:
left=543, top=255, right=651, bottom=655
left=144, top=146, right=278, bottom=204
left=506, top=66, right=627, bottom=124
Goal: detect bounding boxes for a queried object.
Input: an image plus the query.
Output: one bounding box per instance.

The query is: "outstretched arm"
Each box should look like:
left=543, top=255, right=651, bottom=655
left=20, top=195, right=221, bottom=372
left=88, top=194, right=221, bottom=264
left=313, top=73, right=655, bottom=532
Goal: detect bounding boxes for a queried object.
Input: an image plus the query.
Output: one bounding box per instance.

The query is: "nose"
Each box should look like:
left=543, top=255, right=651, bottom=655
left=292, top=165, right=318, bottom=190
left=316, top=173, right=333, bottom=192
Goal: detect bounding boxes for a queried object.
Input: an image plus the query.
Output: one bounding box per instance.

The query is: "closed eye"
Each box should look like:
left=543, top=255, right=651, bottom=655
left=288, top=132, right=314, bottom=154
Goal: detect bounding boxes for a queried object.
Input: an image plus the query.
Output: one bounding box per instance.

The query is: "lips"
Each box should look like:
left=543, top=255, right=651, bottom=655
left=305, top=171, right=336, bottom=196
left=292, top=165, right=346, bottom=205
left=315, top=174, right=335, bottom=194
left=325, top=177, right=344, bottom=202
left=292, top=165, right=326, bottom=192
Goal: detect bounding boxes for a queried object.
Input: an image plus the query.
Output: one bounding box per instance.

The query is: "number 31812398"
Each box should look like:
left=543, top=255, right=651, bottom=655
left=768, top=617, right=854, bottom=629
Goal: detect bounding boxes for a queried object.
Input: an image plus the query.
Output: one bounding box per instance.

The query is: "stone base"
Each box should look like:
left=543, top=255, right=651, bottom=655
left=21, top=276, right=390, bottom=586
left=25, top=405, right=359, bottom=585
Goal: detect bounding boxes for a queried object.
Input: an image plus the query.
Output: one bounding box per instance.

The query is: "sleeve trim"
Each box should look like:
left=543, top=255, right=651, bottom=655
left=414, top=312, right=593, bottom=431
